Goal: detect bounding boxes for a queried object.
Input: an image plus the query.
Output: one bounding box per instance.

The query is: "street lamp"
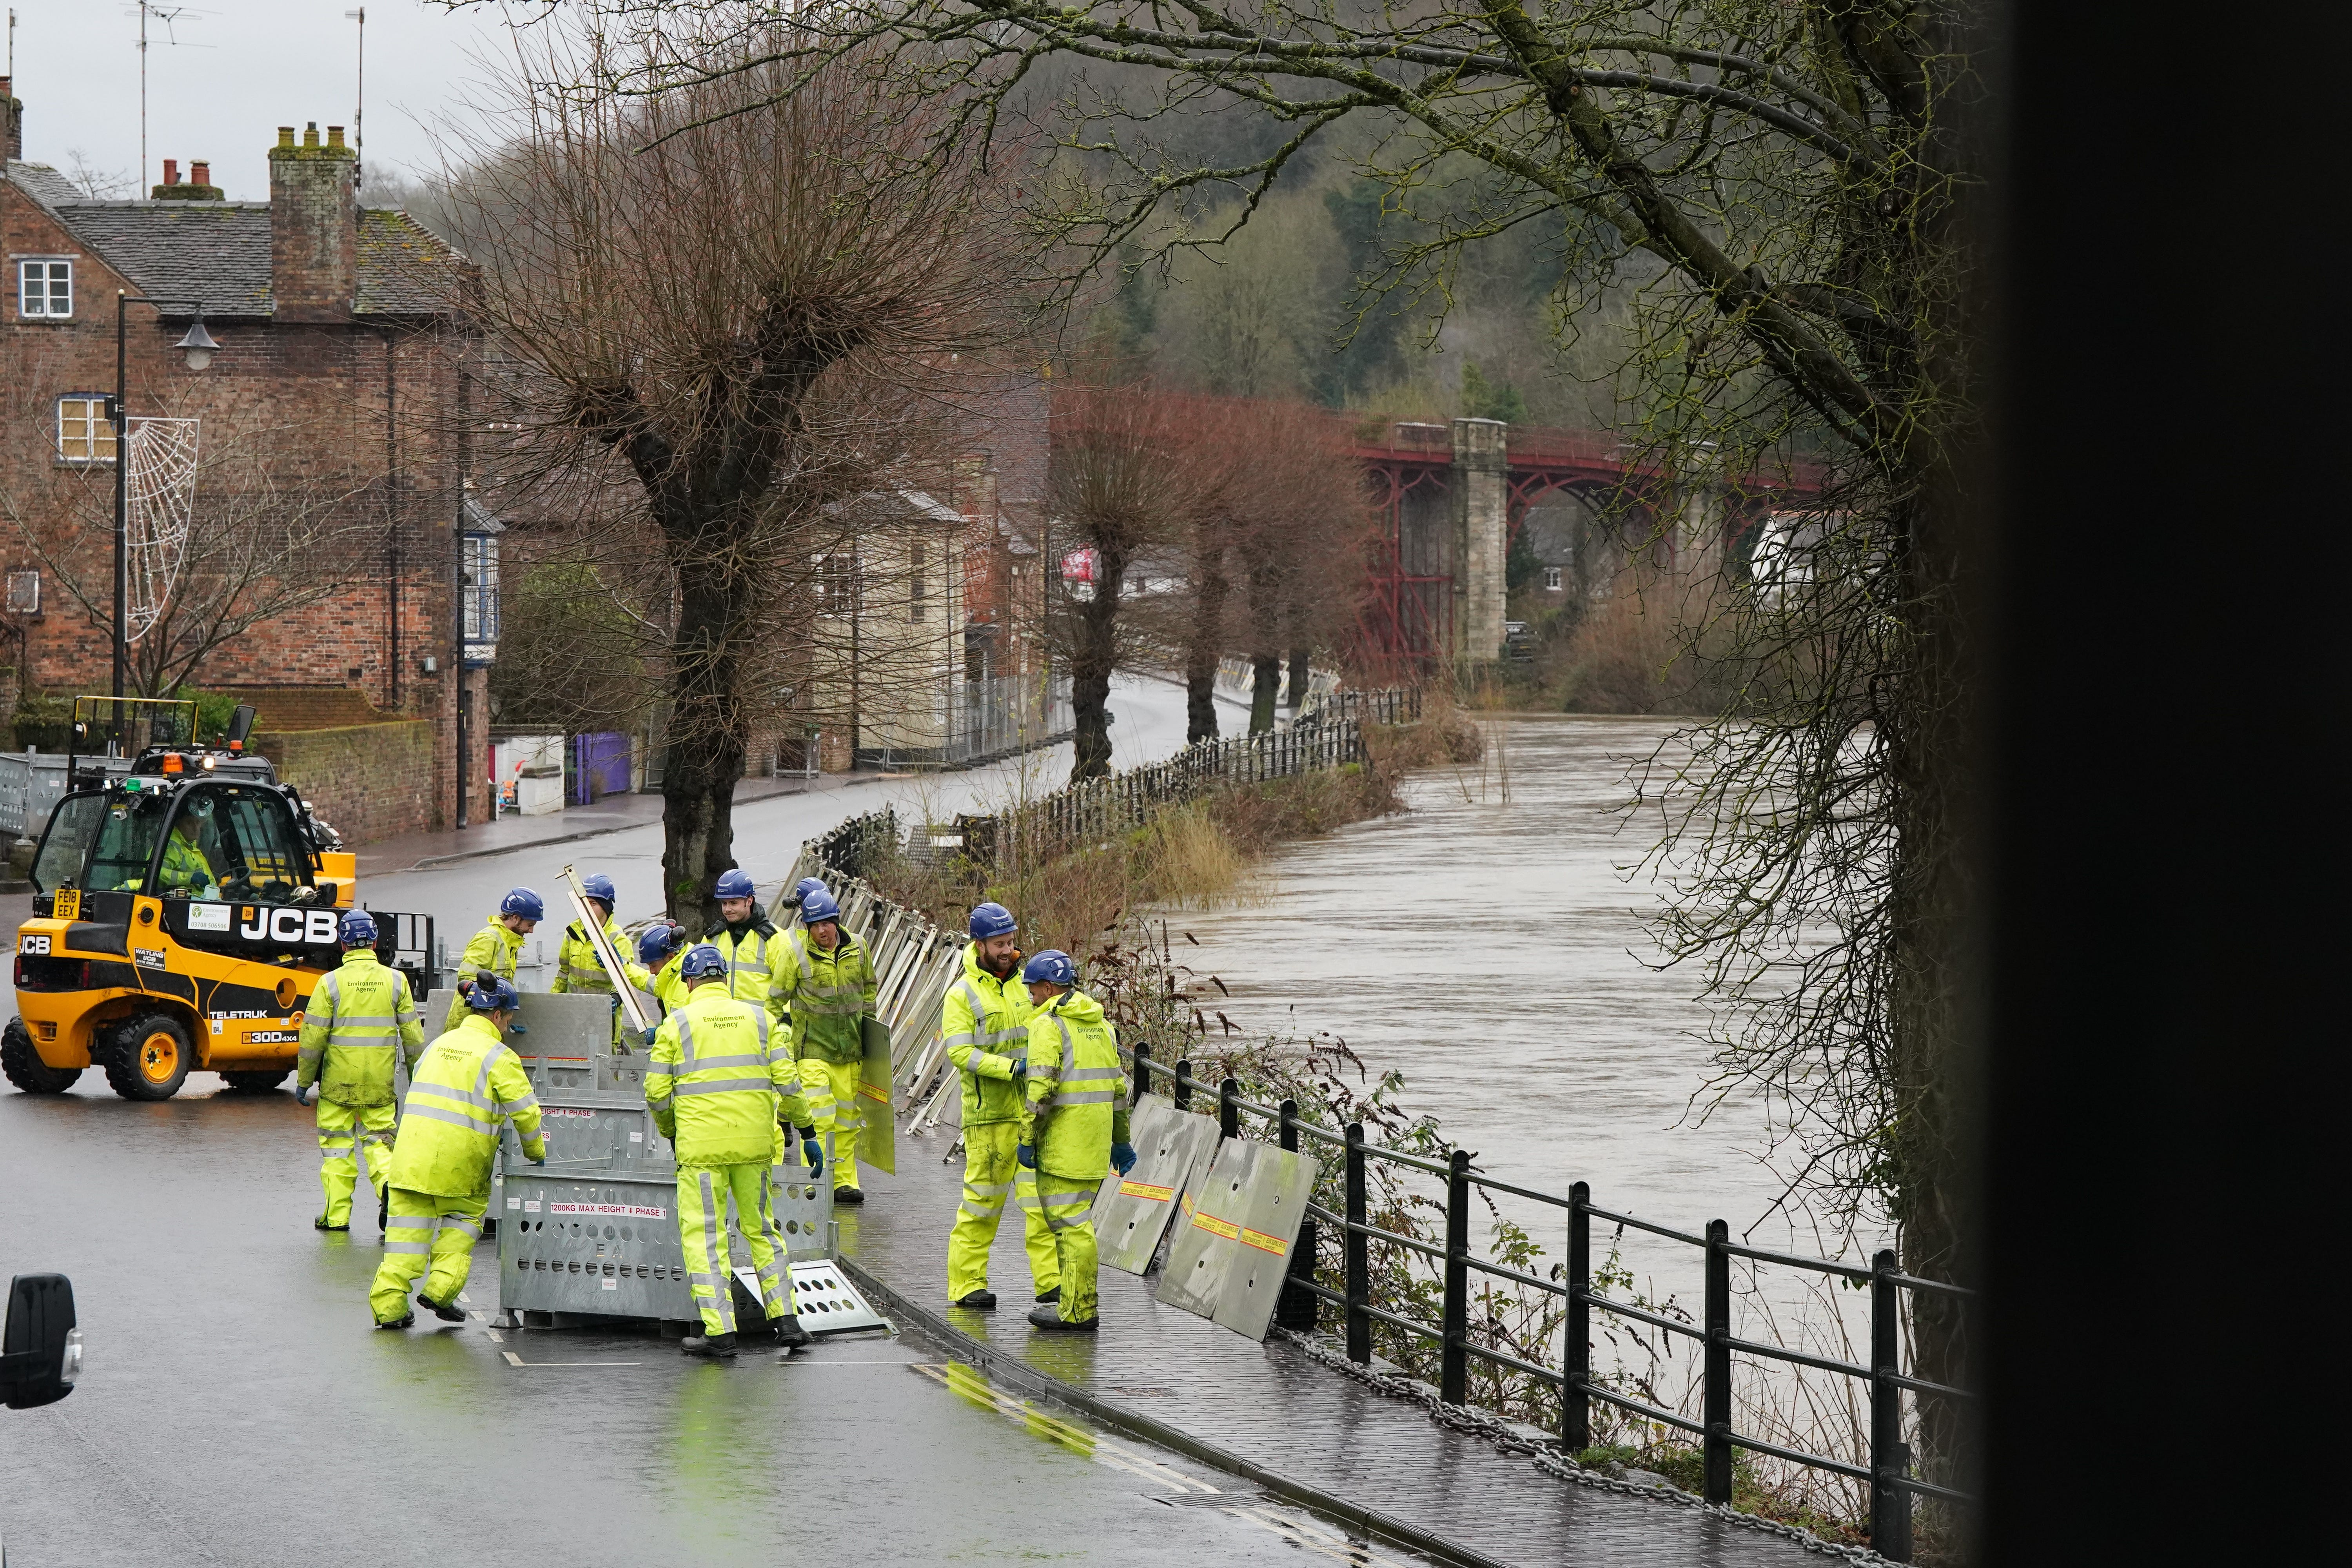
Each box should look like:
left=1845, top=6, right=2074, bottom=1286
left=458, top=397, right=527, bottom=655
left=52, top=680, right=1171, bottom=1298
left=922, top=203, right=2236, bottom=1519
left=111, top=290, right=217, bottom=704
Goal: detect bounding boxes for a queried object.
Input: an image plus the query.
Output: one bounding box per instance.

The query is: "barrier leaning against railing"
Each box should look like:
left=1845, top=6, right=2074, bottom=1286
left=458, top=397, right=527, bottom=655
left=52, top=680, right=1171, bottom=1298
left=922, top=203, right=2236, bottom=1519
left=1123, top=1048, right=1971, bottom=1564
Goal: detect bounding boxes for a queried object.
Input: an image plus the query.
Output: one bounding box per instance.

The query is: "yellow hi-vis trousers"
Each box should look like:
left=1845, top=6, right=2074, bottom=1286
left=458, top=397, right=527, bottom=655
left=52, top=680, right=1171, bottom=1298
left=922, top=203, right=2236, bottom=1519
left=316, top=1100, right=396, bottom=1228
left=800, top=1056, right=866, bottom=1191
left=677, top=1163, right=793, bottom=1336
left=1027, top=1173, right=1102, bottom=1324
left=370, top=1189, right=488, bottom=1323
left=947, top=1120, right=1059, bottom=1301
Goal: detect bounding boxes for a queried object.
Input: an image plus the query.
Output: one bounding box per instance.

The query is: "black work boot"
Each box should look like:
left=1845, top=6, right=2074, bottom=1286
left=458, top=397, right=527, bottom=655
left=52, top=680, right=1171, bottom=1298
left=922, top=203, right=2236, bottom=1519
left=1027, top=1306, right=1098, bottom=1332
left=416, top=1293, right=466, bottom=1323
left=1034, top=1286, right=1060, bottom=1305
left=377, top=1186, right=390, bottom=1233
left=833, top=1187, right=865, bottom=1206
left=681, top=1331, right=739, bottom=1359
left=315, top=1216, right=349, bottom=1232
left=770, top=1312, right=812, bottom=1349
left=376, top=1312, right=415, bottom=1331
left=953, top=1289, right=998, bottom=1310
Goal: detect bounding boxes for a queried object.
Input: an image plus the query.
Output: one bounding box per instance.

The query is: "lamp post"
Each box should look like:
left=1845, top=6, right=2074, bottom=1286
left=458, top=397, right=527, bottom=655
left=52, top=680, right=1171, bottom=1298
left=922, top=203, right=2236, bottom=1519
left=111, top=290, right=219, bottom=704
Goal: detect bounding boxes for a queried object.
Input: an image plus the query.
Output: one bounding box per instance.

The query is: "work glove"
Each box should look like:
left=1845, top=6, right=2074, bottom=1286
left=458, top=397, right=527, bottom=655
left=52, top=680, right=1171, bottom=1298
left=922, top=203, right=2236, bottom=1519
left=528, top=1146, right=547, bottom=1167
left=1008, top=1055, right=1027, bottom=1081
left=293, top=1084, right=312, bottom=1107
left=1111, top=1142, right=1137, bottom=1176
left=506, top=1022, right=528, bottom=1036
left=1016, top=1142, right=1036, bottom=1170
left=802, top=1139, right=825, bottom=1180
left=642, top=1025, right=659, bottom=1049
left=609, top=995, right=622, bottom=1015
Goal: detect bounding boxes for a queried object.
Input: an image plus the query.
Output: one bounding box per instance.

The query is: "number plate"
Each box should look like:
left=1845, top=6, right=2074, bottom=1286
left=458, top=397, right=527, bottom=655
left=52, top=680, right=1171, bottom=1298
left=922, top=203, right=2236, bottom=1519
left=52, top=889, right=82, bottom=922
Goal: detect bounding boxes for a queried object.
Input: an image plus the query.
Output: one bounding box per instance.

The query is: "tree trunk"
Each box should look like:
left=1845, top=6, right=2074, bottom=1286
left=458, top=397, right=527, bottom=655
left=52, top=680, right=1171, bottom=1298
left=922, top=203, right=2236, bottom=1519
left=1283, top=647, right=1310, bottom=711
left=1184, top=543, right=1227, bottom=744
left=1248, top=656, right=1280, bottom=734
left=1069, top=542, right=1128, bottom=780
left=660, top=542, right=750, bottom=935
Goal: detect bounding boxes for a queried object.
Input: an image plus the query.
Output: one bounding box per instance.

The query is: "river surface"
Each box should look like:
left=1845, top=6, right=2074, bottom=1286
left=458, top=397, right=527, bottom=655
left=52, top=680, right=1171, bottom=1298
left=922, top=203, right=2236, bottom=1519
left=1163, top=715, right=1884, bottom=1269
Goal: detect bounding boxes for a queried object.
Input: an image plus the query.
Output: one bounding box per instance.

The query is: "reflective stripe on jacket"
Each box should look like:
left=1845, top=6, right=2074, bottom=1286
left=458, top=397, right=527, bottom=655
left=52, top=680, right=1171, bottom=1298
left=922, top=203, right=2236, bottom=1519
left=781, top=929, right=877, bottom=1066
left=942, top=942, right=1029, bottom=1126
left=296, top=948, right=425, bottom=1107
left=1021, top=989, right=1130, bottom=1181
left=644, top=990, right=811, bottom=1166
left=387, top=1012, right=544, bottom=1197
left=710, top=922, right=789, bottom=1023
left=552, top=913, right=648, bottom=996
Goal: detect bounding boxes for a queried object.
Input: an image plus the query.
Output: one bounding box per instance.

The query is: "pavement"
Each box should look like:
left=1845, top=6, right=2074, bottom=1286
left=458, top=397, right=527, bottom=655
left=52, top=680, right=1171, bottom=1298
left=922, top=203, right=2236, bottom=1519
left=832, top=1131, right=1820, bottom=1568
left=0, top=1083, right=1457, bottom=1567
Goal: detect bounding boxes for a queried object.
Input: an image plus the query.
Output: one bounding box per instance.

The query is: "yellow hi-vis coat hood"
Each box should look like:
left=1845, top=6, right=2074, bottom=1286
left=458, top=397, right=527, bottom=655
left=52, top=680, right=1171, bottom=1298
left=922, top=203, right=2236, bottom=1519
left=297, top=948, right=425, bottom=1107
left=942, top=942, right=1031, bottom=1126
left=1021, top=989, right=1130, bottom=1181
left=645, top=989, right=813, bottom=1167
left=388, top=1013, right=544, bottom=1197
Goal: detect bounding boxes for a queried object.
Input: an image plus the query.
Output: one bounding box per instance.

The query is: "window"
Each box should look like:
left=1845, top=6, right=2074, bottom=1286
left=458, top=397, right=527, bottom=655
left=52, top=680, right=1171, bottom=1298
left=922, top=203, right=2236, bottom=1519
left=817, top=554, right=860, bottom=618
left=461, top=533, right=500, bottom=646
left=910, top=540, right=927, bottom=622
left=5, top=571, right=39, bottom=615
left=56, top=396, right=116, bottom=464
left=208, top=788, right=310, bottom=898
left=1543, top=566, right=1564, bottom=592
left=18, top=258, right=73, bottom=319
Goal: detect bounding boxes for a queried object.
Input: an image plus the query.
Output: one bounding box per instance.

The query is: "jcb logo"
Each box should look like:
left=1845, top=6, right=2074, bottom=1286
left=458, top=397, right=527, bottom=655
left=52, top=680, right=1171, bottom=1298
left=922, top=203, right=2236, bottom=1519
left=19, top=935, right=50, bottom=955
left=238, top=908, right=339, bottom=946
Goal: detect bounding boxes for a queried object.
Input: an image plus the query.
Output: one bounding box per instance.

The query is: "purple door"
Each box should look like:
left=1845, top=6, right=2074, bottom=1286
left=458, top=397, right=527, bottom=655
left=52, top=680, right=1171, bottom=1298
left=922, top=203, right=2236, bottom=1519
left=572, top=732, right=633, bottom=803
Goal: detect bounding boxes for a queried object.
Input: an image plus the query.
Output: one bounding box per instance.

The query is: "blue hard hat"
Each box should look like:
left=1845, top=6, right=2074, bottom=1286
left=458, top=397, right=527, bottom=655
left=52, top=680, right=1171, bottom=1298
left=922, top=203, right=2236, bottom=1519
left=679, top=944, right=728, bottom=982
left=500, top=887, right=545, bottom=921
left=1022, top=949, right=1075, bottom=987
left=791, top=877, right=828, bottom=906
left=466, top=974, right=522, bottom=1012
left=969, top=902, right=1017, bottom=940
left=579, top=873, right=617, bottom=907
left=338, top=909, right=379, bottom=947
left=713, top=868, right=757, bottom=900
left=799, top=886, right=842, bottom=924
left=636, top=924, right=682, bottom=965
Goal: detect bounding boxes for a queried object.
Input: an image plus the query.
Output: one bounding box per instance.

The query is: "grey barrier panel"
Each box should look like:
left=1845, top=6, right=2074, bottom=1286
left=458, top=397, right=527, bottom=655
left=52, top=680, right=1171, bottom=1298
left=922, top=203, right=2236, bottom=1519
left=1094, top=1093, right=1220, bottom=1276
left=502, top=1095, right=664, bottom=1168
left=858, top=1016, right=897, bottom=1175
left=423, top=988, right=616, bottom=1095
left=737, top=1258, right=890, bottom=1336
left=1153, top=1138, right=1323, bottom=1341
left=499, top=1160, right=835, bottom=1326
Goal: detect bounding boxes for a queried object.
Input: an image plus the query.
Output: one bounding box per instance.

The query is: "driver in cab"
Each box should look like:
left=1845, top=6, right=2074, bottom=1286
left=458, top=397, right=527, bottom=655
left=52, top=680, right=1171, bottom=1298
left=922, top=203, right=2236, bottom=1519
left=150, top=809, right=218, bottom=898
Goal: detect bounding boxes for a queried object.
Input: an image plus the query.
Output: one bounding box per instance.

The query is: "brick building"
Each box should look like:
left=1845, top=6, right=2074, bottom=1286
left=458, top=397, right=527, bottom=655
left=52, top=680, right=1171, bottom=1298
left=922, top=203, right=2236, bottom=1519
left=2, top=82, right=490, bottom=842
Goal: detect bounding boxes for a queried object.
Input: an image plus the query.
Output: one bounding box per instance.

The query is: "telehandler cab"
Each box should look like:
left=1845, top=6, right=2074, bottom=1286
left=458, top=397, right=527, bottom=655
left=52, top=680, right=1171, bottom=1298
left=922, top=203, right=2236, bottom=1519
left=2, top=697, right=434, bottom=1101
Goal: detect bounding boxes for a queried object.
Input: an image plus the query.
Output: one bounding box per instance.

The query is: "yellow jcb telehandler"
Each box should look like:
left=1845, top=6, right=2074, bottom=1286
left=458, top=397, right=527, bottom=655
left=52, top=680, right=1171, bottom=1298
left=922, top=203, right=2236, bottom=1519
left=2, top=698, right=435, bottom=1100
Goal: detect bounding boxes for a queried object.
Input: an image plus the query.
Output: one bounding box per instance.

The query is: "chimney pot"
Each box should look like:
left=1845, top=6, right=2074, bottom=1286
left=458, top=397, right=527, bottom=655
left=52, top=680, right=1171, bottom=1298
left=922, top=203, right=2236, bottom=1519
left=163, top=158, right=180, bottom=186
left=304, top=122, right=320, bottom=147
left=278, top=126, right=296, bottom=147
left=327, top=125, right=345, bottom=148
left=191, top=160, right=211, bottom=187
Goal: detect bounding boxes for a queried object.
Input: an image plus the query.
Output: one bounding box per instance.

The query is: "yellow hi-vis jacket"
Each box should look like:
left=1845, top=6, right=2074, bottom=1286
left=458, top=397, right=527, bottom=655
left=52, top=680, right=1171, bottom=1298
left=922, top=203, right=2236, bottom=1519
left=157, top=832, right=217, bottom=897
left=1021, top=989, right=1130, bottom=1181
left=646, top=952, right=689, bottom=1015
left=552, top=911, right=651, bottom=998
left=709, top=913, right=790, bottom=1024
left=780, top=928, right=877, bottom=1066
left=387, top=1012, right=545, bottom=1197
left=644, top=988, right=813, bottom=1167
left=942, top=942, right=1030, bottom=1126
left=444, top=916, right=528, bottom=1030
left=296, top=948, right=425, bottom=1108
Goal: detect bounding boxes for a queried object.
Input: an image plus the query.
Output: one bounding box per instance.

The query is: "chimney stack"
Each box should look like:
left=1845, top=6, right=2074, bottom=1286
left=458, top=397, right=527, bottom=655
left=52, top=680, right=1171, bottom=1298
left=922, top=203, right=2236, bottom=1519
left=154, top=156, right=225, bottom=202
left=1, top=77, right=21, bottom=164
left=268, top=120, right=358, bottom=321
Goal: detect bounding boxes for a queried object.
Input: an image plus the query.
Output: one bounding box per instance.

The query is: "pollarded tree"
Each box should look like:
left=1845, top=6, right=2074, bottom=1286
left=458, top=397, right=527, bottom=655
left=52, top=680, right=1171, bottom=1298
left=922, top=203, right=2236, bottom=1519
left=440, top=29, right=1023, bottom=924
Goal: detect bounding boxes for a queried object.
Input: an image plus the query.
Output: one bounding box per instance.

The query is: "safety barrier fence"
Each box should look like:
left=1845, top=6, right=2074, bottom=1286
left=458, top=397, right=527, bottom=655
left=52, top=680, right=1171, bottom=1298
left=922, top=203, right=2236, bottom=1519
left=1125, top=1050, right=1972, bottom=1563
left=1305, top=686, right=1423, bottom=727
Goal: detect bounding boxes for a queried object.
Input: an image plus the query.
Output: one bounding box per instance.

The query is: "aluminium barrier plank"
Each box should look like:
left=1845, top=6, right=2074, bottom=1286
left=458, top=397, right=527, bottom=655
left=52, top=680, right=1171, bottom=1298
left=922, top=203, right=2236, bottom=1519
left=1154, top=1138, right=1322, bottom=1341
left=1094, top=1093, right=1221, bottom=1276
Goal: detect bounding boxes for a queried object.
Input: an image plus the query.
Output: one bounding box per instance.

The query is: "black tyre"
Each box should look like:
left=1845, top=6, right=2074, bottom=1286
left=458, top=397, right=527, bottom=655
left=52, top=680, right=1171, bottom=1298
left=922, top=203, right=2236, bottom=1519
left=2, top=1016, right=82, bottom=1094
left=102, top=1015, right=194, bottom=1101
left=220, top=1069, right=292, bottom=1093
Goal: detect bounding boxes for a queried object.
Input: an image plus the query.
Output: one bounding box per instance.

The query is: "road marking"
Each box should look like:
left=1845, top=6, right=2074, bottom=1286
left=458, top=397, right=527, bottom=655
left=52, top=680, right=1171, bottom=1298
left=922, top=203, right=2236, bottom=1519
left=485, top=1328, right=505, bottom=1343
left=909, top=1363, right=1219, bottom=1494
left=501, top=1350, right=642, bottom=1367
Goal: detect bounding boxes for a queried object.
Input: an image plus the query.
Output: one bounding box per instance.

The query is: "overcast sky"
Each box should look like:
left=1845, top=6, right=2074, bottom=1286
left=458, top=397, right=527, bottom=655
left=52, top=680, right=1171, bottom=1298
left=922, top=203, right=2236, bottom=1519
left=8, top=1, right=517, bottom=201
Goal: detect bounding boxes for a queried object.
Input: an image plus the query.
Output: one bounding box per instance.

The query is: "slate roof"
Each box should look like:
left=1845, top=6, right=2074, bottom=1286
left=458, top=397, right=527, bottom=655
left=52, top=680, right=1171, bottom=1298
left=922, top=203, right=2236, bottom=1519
left=2, top=162, right=464, bottom=319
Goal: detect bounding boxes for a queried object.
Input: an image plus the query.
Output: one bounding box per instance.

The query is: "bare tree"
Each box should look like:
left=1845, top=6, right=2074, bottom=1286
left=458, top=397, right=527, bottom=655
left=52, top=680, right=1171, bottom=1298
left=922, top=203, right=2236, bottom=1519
left=438, top=27, right=1023, bottom=924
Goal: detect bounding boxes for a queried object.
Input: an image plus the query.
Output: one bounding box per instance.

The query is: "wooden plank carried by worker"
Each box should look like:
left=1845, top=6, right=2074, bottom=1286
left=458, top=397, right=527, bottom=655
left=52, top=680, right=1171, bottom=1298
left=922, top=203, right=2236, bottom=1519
left=1093, top=1093, right=1220, bottom=1276
left=561, top=864, right=652, bottom=1038
left=856, top=1014, right=896, bottom=1175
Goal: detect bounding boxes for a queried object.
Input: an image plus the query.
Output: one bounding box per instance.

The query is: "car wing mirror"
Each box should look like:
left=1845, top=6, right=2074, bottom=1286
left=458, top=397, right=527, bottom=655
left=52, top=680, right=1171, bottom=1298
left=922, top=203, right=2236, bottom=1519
left=2, top=1273, right=80, bottom=1410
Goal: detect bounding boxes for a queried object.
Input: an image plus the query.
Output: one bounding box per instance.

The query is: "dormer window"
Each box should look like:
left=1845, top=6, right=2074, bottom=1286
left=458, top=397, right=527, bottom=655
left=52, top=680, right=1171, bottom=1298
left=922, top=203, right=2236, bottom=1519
left=17, top=258, right=73, bottom=319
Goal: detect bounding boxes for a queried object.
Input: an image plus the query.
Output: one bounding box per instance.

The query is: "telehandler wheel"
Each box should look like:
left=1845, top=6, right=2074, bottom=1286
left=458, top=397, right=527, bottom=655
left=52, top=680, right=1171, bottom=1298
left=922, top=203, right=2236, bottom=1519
left=103, top=1016, right=194, bottom=1101
left=2, top=1017, right=82, bottom=1094
left=221, top=1070, right=292, bottom=1093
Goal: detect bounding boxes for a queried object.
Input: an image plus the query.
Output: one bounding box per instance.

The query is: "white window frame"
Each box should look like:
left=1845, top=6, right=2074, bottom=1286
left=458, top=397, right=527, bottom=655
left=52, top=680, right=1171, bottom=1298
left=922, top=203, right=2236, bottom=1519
left=17, top=258, right=75, bottom=320
left=55, top=394, right=116, bottom=465
left=1543, top=566, right=1564, bottom=592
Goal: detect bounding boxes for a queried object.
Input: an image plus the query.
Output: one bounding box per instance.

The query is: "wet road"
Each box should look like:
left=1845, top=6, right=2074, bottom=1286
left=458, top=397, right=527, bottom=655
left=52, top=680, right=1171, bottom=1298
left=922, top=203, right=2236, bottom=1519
left=0, top=1087, right=1434, bottom=1566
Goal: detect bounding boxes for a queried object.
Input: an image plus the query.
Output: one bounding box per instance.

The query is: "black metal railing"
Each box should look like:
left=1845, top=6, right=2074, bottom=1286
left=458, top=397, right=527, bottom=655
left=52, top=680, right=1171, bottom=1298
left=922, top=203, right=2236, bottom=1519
left=1126, top=1045, right=1972, bottom=1560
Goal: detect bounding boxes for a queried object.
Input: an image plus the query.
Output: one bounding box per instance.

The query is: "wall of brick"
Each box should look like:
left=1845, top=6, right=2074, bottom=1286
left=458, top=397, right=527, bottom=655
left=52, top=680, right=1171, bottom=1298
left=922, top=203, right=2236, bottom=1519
left=252, top=719, right=432, bottom=846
